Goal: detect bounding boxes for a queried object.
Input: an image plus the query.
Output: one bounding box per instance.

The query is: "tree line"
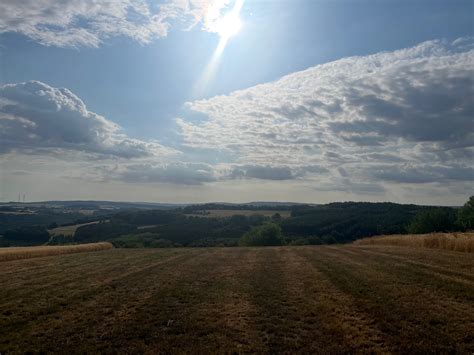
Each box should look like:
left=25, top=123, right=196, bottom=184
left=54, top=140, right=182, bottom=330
left=1, top=197, right=473, bottom=247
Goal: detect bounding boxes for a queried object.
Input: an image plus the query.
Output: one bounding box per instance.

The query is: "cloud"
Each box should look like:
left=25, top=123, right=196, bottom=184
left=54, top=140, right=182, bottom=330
left=1, top=38, right=472, bottom=200
left=371, top=164, right=474, bottom=184
left=314, top=179, right=386, bottom=196
left=95, top=162, right=217, bottom=185
left=230, top=165, right=295, bottom=180
left=177, top=38, right=474, bottom=192
left=0, top=0, right=235, bottom=48
left=0, top=81, right=173, bottom=159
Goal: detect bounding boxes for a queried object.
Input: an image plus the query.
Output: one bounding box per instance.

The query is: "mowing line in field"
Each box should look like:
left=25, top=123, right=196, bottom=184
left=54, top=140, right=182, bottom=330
left=341, top=248, right=474, bottom=282
left=337, top=247, right=474, bottom=302
left=1, top=247, right=473, bottom=353
left=338, top=245, right=474, bottom=278
left=278, top=248, right=390, bottom=353
left=0, top=251, right=198, bottom=346
left=296, top=247, right=474, bottom=353
left=0, top=250, right=184, bottom=302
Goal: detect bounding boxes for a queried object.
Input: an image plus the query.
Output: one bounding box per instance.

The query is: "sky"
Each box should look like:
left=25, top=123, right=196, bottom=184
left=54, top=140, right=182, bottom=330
left=0, top=0, right=473, bottom=205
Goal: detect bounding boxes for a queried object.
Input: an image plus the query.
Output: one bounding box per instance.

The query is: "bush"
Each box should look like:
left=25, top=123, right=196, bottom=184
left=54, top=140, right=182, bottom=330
left=239, top=223, right=283, bottom=246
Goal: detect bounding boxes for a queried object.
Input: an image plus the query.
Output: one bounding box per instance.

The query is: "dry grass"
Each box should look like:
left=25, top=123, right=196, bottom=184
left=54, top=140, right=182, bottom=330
left=1, top=246, right=473, bottom=353
left=186, top=209, right=291, bottom=218
left=354, top=232, right=474, bottom=253
left=0, top=242, right=113, bottom=262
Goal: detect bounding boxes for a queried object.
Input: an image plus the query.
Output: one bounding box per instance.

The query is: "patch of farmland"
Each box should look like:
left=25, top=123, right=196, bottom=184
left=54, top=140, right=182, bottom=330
left=137, top=224, right=159, bottom=230
left=0, top=210, right=35, bottom=215
left=1, top=245, right=473, bottom=353
left=186, top=209, right=291, bottom=218
left=48, top=220, right=103, bottom=237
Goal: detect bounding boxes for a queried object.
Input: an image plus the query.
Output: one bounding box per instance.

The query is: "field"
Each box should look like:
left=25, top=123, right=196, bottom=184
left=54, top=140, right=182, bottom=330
left=355, top=232, right=474, bottom=253
left=48, top=221, right=102, bottom=237
left=0, top=243, right=113, bottom=262
left=186, top=209, right=291, bottom=218
left=1, top=246, right=473, bottom=353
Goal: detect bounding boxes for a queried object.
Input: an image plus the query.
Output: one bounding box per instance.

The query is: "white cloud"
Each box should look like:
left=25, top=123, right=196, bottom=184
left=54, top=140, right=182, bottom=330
left=1, top=38, right=472, bottom=203
left=0, top=0, right=235, bottom=48
left=229, top=165, right=295, bottom=180
left=0, top=81, right=174, bottom=159
left=177, top=38, right=474, bottom=193
left=96, top=162, right=217, bottom=185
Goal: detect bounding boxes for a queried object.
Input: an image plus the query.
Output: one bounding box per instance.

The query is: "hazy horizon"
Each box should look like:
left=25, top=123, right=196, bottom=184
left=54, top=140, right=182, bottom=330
left=1, top=198, right=465, bottom=208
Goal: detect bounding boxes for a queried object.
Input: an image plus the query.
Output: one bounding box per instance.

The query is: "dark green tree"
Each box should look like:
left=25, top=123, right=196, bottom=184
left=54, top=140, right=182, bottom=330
left=272, top=213, right=282, bottom=221
left=408, top=208, right=456, bottom=234
left=239, top=223, right=283, bottom=246
left=457, top=196, right=474, bottom=230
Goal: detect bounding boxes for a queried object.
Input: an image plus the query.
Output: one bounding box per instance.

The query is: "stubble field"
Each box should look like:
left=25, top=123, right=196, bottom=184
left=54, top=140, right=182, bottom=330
left=1, top=245, right=473, bottom=353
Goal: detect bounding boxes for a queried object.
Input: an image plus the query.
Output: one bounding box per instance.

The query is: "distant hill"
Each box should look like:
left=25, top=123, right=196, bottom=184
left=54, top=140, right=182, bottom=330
left=1, top=200, right=188, bottom=210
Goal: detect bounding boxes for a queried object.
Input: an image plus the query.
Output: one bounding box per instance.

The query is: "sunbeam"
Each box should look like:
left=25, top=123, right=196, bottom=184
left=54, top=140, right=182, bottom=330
left=193, top=0, right=245, bottom=98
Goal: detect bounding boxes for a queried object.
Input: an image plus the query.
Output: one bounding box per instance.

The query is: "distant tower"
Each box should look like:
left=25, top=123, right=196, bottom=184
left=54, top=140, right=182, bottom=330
left=18, top=193, right=21, bottom=203
left=23, top=194, right=26, bottom=203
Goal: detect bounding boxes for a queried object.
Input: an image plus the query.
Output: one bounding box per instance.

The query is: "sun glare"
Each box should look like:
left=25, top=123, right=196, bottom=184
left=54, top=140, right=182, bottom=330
left=193, top=0, right=245, bottom=98
left=215, top=14, right=242, bottom=40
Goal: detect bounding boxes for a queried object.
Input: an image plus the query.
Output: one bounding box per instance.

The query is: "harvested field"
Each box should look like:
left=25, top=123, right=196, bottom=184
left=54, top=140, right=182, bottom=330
left=48, top=221, right=103, bottom=237
left=355, top=232, right=474, bottom=253
left=0, top=245, right=473, bottom=353
left=186, top=209, right=291, bottom=218
left=0, top=242, right=113, bottom=262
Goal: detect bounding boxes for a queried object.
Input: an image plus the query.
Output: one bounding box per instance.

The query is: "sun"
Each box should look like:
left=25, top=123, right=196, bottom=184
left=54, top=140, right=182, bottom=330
left=215, top=14, right=242, bottom=41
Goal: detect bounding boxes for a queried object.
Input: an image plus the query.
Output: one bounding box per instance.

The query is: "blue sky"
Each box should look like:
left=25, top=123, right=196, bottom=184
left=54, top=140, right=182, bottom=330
left=0, top=0, right=473, bottom=204
left=2, top=0, right=472, bottom=140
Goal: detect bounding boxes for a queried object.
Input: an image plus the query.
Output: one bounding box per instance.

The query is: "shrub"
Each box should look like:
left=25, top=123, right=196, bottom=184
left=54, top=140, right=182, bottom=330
left=239, top=223, right=283, bottom=246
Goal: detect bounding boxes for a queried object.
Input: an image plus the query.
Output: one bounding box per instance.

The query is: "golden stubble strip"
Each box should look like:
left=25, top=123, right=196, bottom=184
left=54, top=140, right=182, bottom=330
left=355, top=233, right=474, bottom=253
left=0, top=243, right=113, bottom=262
